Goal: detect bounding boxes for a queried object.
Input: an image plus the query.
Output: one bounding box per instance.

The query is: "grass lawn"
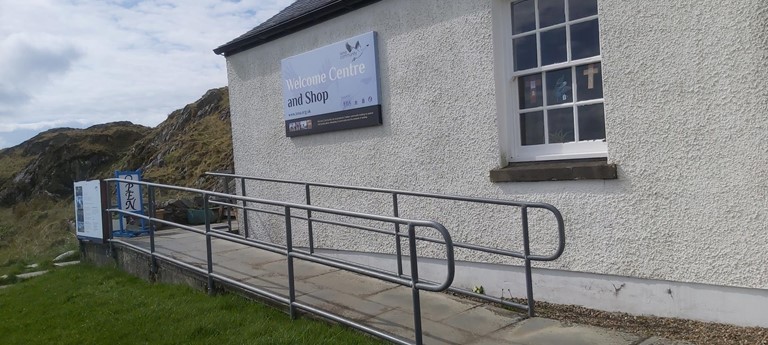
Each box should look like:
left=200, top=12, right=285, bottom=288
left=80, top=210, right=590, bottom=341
left=0, top=264, right=384, bottom=345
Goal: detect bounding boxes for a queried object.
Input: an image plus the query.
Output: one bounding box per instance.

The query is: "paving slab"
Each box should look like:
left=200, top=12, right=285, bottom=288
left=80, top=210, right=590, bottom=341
left=256, top=270, right=323, bottom=295
left=210, top=239, right=252, bottom=254
left=215, top=247, right=285, bottom=266
left=118, top=229, right=683, bottom=345
left=306, top=270, right=399, bottom=297
left=300, top=288, right=394, bottom=320
left=442, top=304, right=524, bottom=336
left=367, top=286, right=482, bottom=322
left=367, top=308, right=476, bottom=345
left=487, top=317, right=641, bottom=345
left=212, top=260, right=260, bottom=281
left=260, top=259, right=338, bottom=279
left=155, top=229, right=198, bottom=239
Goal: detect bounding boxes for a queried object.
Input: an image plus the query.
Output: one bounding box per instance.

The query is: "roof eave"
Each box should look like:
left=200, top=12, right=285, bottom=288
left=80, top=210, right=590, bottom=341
left=213, top=0, right=382, bottom=57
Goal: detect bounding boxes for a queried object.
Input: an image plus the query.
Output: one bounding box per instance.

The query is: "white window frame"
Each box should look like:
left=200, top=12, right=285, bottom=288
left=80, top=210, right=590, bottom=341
left=493, top=0, right=607, bottom=163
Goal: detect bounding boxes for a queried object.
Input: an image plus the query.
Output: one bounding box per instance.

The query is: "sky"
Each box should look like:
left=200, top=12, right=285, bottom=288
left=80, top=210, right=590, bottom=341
left=0, top=0, right=293, bottom=149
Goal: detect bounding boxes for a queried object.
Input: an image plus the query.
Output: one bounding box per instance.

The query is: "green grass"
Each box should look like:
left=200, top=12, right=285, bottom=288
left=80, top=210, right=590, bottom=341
left=0, top=264, right=383, bottom=345
left=0, top=150, right=34, bottom=183
left=0, top=199, right=79, bottom=275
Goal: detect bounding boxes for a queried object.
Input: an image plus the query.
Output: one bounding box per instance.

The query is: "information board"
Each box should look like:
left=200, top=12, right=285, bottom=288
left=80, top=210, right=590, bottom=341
left=281, top=31, right=382, bottom=137
left=74, top=180, right=106, bottom=242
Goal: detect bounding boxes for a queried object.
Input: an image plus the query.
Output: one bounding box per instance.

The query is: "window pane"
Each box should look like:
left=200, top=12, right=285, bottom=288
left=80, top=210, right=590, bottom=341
left=546, top=67, right=572, bottom=105
left=538, top=0, right=565, bottom=28
left=575, top=62, right=603, bottom=100
left=541, top=27, right=567, bottom=66
left=513, top=34, right=538, bottom=71
left=571, top=19, right=600, bottom=60
left=520, top=111, right=545, bottom=145
left=512, top=0, right=536, bottom=34
left=569, top=0, right=598, bottom=20
left=518, top=73, right=543, bottom=109
left=548, top=108, right=575, bottom=143
left=578, top=103, right=605, bottom=141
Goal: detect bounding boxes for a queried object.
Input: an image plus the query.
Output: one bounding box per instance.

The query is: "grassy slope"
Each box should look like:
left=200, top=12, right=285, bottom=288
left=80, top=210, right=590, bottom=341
left=145, top=111, right=233, bottom=187
left=0, top=150, right=33, bottom=183
left=0, top=89, right=231, bottom=271
left=0, top=264, right=383, bottom=345
left=0, top=198, right=78, bottom=275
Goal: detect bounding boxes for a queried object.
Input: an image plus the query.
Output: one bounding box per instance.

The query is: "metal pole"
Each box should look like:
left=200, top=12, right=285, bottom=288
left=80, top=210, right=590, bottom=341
left=204, top=194, right=215, bottom=295
left=240, top=178, right=249, bottom=238
left=106, top=181, right=115, bottom=259
left=305, top=184, right=314, bottom=254
left=148, top=185, right=157, bottom=277
left=521, top=206, right=535, bottom=317
left=392, top=193, right=403, bottom=276
left=226, top=197, right=233, bottom=233
left=407, top=223, right=423, bottom=345
left=285, top=206, right=297, bottom=319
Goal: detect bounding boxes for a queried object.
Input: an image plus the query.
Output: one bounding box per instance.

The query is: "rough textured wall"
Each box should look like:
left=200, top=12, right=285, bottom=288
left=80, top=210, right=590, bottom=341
left=226, top=0, right=768, bottom=289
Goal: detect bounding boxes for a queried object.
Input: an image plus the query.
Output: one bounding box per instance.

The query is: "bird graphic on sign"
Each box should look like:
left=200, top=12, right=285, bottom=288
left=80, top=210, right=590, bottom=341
left=345, top=40, right=368, bottom=61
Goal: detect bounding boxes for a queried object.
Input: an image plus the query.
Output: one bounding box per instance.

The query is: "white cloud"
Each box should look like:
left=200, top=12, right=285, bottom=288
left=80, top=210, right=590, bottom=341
left=0, top=119, right=91, bottom=133
left=0, top=0, right=293, bottom=148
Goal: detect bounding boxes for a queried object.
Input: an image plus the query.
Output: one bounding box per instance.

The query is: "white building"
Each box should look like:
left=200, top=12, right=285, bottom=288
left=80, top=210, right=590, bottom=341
left=215, top=0, right=768, bottom=327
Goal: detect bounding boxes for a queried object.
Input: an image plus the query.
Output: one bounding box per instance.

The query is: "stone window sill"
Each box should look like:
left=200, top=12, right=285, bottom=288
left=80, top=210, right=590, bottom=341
left=490, top=158, right=617, bottom=182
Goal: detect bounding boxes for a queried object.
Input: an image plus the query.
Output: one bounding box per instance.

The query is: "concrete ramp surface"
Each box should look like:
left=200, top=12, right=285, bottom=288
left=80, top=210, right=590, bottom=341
left=115, top=228, right=687, bottom=345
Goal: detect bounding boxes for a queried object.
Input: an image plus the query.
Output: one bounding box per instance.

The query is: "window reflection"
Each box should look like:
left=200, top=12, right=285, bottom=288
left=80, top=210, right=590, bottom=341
left=548, top=108, right=575, bottom=143
left=578, top=104, right=606, bottom=141
left=541, top=28, right=567, bottom=65
left=520, top=111, right=545, bottom=145
left=571, top=19, right=600, bottom=60
left=514, top=35, right=537, bottom=71
left=538, top=0, right=565, bottom=28
left=512, top=0, right=536, bottom=34
left=569, top=0, right=598, bottom=20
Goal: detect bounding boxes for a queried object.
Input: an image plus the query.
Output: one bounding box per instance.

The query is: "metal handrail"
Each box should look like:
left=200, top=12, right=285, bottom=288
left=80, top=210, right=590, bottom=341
left=204, top=171, right=566, bottom=316
left=104, top=178, right=454, bottom=345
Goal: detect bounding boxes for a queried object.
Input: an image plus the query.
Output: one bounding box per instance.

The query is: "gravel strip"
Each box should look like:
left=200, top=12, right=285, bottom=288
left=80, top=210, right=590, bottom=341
left=525, top=299, right=767, bottom=345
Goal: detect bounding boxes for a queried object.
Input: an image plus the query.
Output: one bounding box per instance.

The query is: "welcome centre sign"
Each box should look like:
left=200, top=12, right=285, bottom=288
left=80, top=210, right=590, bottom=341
left=281, top=31, right=381, bottom=137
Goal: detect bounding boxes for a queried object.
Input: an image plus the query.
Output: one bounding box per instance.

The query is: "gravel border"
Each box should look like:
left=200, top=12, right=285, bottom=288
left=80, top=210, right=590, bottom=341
left=525, top=299, right=767, bottom=345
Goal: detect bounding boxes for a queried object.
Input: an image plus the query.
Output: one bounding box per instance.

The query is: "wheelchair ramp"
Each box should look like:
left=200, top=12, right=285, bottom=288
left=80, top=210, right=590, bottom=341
left=119, top=228, right=682, bottom=345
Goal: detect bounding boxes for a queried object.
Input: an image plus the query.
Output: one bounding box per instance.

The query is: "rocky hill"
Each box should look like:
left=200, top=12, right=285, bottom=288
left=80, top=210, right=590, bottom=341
left=0, top=87, right=233, bottom=207
left=119, top=86, right=233, bottom=188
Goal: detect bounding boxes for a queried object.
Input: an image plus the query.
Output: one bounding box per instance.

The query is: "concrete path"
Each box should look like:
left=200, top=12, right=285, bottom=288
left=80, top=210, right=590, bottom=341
left=122, top=228, right=688, bottom=345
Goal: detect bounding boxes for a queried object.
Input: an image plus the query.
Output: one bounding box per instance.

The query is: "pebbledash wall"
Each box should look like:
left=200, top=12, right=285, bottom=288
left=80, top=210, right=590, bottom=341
left=220, top=0, right=768, bottom=326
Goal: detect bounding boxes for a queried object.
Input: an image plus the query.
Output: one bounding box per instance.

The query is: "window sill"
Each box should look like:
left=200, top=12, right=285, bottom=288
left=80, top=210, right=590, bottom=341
left=490, top=158, right=617, bottom=182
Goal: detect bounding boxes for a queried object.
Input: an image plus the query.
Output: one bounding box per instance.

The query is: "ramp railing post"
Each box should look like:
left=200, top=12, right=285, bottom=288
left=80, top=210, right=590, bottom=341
left=204, top=193, right=215, bottom=295
left=392, top=193, right=404, bottom=276
left=521, top=206, right=535, bottom=317
left=240, top=177, right=249, bottom=238
left=305, top=184, right=314, bottom=254
left=407, top=223, right=424, bottom=345
left=106, top=181, right=116, bottom=259
left=148, top=185, right=157, bottom=277
left=225, top=175, right=233, bottom=233
left=285, top=206, right=297, bottom=319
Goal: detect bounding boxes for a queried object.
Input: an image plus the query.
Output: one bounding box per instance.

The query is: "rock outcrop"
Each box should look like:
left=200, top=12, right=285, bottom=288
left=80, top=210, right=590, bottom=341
left=0, top=87, right=233, bottom=206
left=0, top=123, right=150, bottom=206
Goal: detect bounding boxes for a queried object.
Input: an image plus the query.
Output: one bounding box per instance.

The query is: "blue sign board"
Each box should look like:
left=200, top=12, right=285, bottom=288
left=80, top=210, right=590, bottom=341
left=281, top=31, right=382, bottom=137
left=114, top=170, right=148, bottom=237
